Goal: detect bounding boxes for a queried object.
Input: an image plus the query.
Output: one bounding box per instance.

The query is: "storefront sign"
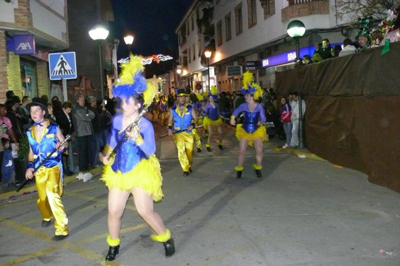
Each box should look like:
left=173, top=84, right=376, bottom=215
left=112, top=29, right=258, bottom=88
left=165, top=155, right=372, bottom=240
left=13, top=34, right=36, bottom=55
left=245, top=61, right=261, bottom=70
left=262, top=46, right=316, bottom=68
left=227, top=65, right=243, bottom=76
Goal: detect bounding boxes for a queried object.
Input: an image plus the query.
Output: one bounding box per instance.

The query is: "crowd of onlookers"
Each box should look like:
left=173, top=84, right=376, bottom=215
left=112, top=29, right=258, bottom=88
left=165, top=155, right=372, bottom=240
left=0, top=90, right=117, bottom=190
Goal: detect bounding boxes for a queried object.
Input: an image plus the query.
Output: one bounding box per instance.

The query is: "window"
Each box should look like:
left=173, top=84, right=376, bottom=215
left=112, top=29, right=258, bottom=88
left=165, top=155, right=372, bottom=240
left=193, top=44, right=196, bottom=60
left=247, top=0, right=257, bottom=28
left=187, top=21, right=190, bottom=35
left=262, top=0, right=275, bottom=19
left=217, top=20, right=223, bottom=46
left=235, top=3, right=243, bottom=36
left=189, top=47, right=191, bottom=63
left=225, top=12, right=232, bottom=42
left=192, top=15, right=195, bottom=31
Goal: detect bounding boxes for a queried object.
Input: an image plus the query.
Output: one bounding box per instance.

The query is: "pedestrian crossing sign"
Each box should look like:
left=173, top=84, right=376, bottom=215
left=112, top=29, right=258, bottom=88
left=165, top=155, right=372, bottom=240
left=48, top=52, right=77, bottom=80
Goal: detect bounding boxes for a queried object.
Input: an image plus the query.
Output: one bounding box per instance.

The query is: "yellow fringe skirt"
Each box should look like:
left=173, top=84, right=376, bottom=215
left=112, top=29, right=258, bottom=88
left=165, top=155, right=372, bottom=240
left=203, top=117, right=222, bottom=130
left=101, top=155, right=164, bottom=202
left=236, top=124, right=267, bottom=146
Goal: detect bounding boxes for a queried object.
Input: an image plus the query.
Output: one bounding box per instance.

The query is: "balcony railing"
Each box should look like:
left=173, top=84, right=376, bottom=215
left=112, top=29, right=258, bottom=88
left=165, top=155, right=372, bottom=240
left=282, top=0, right=329, bottom=21
left=288, top=0, right=323, bottom=5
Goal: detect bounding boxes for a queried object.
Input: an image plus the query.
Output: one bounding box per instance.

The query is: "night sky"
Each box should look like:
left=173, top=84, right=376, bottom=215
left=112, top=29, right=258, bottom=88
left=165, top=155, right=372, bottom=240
left=111, top=0, right=194, bottom=77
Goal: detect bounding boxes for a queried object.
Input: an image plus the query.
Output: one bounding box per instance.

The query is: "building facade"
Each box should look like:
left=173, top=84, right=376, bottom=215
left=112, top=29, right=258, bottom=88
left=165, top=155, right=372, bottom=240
left=0, top=0, right=68, bottom=102
left=176, top=0, right=355, bottom=93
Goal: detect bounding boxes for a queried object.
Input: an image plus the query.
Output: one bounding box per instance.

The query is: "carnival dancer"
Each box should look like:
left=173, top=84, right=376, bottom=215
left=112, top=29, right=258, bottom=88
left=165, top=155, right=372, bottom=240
left=230, top=71, right=267, bottom=178
left=167, top=89, right=198, bottom=176
left=25, top=100, right=69, bottom=241
left=158, top=95, right=169, bottom=126
left=203, top=86, right=223, bottom=152
left=99, top=56, right=175, bottom=261
left=193, top=93, right=206, bottom=153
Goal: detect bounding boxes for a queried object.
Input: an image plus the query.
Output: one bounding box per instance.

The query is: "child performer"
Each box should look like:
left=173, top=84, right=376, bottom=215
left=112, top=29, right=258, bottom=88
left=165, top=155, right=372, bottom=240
left=158, top=95, right=169, bottom=126
left=203, top=86, right=223, bottom=151
left=100, top=56, right=175, bottom=261
left=25, top=100, right=69, bottom=241
left=230, top=72, right=267, bottom=178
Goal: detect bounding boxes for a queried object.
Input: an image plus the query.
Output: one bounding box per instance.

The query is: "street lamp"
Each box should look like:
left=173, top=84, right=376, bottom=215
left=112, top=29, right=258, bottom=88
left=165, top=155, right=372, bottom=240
left=124, top=34, right=134, bottom=53
left=89, top=25, right=109, bottom=100
left=287, top=20, right=306, bottom=149
left=204, top=50, right=212, bottom=93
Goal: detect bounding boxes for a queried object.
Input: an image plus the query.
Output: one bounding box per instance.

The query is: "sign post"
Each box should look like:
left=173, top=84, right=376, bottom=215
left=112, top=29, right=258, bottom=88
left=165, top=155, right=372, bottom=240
left=48, top=52, right=77, bottom=101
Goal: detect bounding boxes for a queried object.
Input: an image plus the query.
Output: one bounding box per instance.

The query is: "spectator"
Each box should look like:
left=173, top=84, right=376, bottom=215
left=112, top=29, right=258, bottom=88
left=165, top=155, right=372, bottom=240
left=218, top=91, right=231, bottom=121
left=0, top=103, right=18, bottom=183
left=1, top=138, right=15, bottom=189
left=339, top=38, right=357, bottom=57
left=357, top=34, right=370, bottom=51
left=40, top=95, right=49, bottom=105
left=55, top=101, right=74, bottom=176
left=280, top=97, right=292, bottom=149
left=290, top=92, right=306, bottom=148
left=71, top=95, right=95, bottom=182
left=19, top=96, right=31, bottom=129
left=302, top=55, right=313, bottom=64
left=6, top=90, right=14, bottom=101
left=331, top=45, right=342, bottom=57
left=318, top=39, right=333, bottom=60
left=233, top=91, right=245, bottom=109
left=87, top=96, right=102, bottom=167
left=312, top=43, right=324, bottom=62
left=47, top=103, right=57, bottom=123
left=51, top=96, right=63, bottom=116
left=4, top=100, right=24, bottom=143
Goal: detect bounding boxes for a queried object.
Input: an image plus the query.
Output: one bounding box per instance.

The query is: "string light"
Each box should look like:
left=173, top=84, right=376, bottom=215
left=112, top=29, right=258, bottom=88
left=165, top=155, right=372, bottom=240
left=118, top=54, right=173, bottom=65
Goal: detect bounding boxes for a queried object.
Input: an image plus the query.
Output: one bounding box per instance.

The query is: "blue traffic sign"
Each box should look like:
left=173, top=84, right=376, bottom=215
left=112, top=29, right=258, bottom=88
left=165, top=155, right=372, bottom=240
left=48, top=52, right=77, bottom=80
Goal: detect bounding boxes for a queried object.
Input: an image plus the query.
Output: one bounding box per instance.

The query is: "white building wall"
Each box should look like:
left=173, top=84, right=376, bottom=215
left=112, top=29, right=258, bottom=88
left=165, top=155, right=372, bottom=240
left=31, top=0, right=67, bottom=42
left=0, top=1, right=18, bottom=24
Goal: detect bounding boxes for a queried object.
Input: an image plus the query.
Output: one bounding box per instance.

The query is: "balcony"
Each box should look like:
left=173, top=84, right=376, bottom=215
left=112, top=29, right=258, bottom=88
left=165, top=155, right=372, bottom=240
left=282, top=0, right=329, bottom=22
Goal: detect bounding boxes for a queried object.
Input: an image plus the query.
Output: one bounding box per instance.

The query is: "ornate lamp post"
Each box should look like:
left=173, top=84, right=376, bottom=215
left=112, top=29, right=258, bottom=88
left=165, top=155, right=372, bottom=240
left=204, top=50, right=212, bottom=93
left=89, top=25, right=109, bottom=100
left=287, top=20, right=306, bottom=149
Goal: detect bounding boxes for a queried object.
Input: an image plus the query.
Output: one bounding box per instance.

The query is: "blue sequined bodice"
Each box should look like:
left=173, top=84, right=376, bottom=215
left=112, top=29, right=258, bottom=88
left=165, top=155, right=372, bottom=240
left=111, top=129, right=147, bottom=173
left=242, top=111, right=260, bottom=133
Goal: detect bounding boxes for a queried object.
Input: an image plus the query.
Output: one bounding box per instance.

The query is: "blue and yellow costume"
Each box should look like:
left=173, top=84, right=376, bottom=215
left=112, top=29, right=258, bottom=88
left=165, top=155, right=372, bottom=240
left=231, top=71, right=267, bottom=174
left=193, top=94, right=205, bottom=150
left=27, top=119, right=68, bottom=237
left=101, top=115, right=163, bottom=201
left=158, top=97, right=169, bottom=126
left=101, top=55, right=174, bottom=259
left=170, top=94, right=195, bottom=173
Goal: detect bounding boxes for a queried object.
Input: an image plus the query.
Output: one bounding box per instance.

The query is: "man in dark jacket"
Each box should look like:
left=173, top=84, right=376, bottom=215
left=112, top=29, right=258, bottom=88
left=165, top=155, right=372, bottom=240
left=55, top=101, right=74, bottom=176
left=71, top=95, right=95, bottom=182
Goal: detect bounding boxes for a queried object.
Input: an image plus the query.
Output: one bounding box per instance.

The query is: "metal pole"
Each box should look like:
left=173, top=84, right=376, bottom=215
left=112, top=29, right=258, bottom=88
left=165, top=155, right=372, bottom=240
left=207, top=58, right=210, bottom=93
left=62, top=78, right=68, bottom=101
left=98, top=41, right=105, bottom=100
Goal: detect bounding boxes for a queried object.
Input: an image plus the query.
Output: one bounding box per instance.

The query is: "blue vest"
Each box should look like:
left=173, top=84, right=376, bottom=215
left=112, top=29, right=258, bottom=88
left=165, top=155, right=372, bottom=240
left=242, top=111, right=260, bottom=133
left=172, top=104, right=193, bottom=133
left=111, top=129, right=147, bottom=174
left=27, top=120, right=62, bottom=169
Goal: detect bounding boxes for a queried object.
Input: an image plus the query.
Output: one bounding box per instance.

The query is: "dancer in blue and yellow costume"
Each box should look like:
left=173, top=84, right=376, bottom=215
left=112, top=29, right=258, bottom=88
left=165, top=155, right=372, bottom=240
left=203, top=86, right=224, bottom=151
left=230, top=71, right=267, bottom=178
left=25, top=101, right=69, bottom=241
left=158, top=95, right=169, bottom=126
left=167, top=89, right=198, bottom=176
left=99, top=55, right=175, bottom=261
left=193, top=93, right=206, bottom=152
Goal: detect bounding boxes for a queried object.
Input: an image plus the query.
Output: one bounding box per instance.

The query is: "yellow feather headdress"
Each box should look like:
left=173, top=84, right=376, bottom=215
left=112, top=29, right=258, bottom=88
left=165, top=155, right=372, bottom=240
left=241, top=71, right=263, bottom=100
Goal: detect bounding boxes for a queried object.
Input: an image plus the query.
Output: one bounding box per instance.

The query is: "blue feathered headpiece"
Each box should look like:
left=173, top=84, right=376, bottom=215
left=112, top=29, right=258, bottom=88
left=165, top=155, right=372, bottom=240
left=113, top=55, right=157, bottom=106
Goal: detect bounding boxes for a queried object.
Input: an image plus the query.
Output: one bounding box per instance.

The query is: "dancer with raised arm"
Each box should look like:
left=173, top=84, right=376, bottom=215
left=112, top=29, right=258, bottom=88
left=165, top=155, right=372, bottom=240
left=230, top=72, right=267, bottom=178
left=100, top=56, right=175, bottom=261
